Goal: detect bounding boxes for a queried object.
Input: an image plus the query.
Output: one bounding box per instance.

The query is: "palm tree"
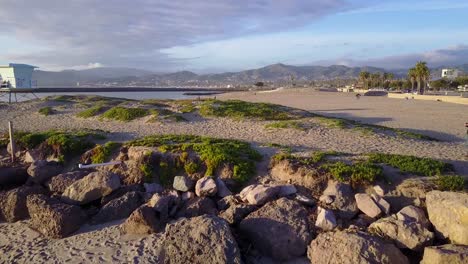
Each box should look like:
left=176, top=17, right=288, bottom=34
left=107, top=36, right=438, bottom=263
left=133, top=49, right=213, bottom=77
left=383, top=73, right=394, bottom=89
left=370, top=72, right=381, bottom=88
left=415, top=61, right=430, bottom=94
left=407, top=68, right=417, bottom=93
left=359, top=71, right=370, bottom=89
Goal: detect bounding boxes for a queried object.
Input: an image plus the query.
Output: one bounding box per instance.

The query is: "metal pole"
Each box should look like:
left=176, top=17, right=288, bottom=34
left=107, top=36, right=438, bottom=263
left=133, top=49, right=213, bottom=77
left=8, top=121, right=15, bottom=163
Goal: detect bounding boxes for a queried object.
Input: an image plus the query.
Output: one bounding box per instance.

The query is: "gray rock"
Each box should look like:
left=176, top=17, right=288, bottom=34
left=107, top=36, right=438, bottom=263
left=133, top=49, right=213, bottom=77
left=239, top=198, right=312, bottom=261
left=307, top=230, right=409, bottom=264
left=369, top=215, right=434, bottom=251
left=294, top=194, right=315, bottom=206
left=320, top=181, right=359, bottom=220
left=240, top=184, right=280, bottom=205
left=195, top=177, right=217, bottom=197
left=421, top=244, right=468, bottom=264
left=143, top=183, right=163, bottom=194
left=355, top=193, right=382, bottom=218
left=278, top=184, right=297, bottom=197
left=62, top=171, right=121, bottom=205
left=0, top=166, right=28, bottom=187
left=147, top=192, right=179, bottom=223
left=173, top=175, right=194, bottom=192
left=215, top=177, right=232, bottom=198
left=26, top=194, right=86, bottom=238
left=175, top=197, right=218, bottom=218
left=217, top=195, right=240, bottom=211
left=27, top=160, right=63, bottom=184
left=219, top=203, right=257, bottom=225
left=397, top=205, right=430, bottom=228
left=371, top=194, right=391, bottom=215
left=163, top=215, right=241, bottom=264
left=120, top=205, right=162, bottom=235
left=45, top=171, right=89, bottom=194
left=0, top=185, right=46, bottom=222
left=181, top=191, right=195, bottom=200
left=315, top=207, right=337, bottom=231
left=426, top=191, right=468, bottom=245
left=91, top=191, right=142, bottom=225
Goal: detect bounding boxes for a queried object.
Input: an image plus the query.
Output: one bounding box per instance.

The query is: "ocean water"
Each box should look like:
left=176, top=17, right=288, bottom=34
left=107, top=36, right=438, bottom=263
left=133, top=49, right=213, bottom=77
left=0, top=91, right=218, bottom=102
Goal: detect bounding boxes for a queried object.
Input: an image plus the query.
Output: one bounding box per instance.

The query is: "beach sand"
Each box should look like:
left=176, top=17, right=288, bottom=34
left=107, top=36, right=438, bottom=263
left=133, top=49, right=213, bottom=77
left=0, top=90, right=467, bottom=263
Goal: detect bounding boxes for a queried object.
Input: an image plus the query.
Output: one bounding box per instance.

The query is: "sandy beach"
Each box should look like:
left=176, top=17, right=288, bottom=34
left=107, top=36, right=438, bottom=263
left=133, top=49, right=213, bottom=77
left=0, top=91, right=467, bottom=263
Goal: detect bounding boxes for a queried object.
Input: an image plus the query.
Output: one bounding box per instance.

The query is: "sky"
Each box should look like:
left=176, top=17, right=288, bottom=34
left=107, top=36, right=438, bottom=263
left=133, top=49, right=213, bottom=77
left=0, top=0, right=467, bottom=73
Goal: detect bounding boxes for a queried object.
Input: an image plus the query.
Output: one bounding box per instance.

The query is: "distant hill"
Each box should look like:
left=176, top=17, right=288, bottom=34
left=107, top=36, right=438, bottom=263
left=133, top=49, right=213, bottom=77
left=32, top=63, right=467, bottom=88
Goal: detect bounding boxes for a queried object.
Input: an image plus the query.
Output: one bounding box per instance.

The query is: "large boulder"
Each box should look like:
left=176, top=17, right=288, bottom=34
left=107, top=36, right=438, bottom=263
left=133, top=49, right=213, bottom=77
left=100, top=184, right=144, bottom=206
left=219, top=201, right=257, bottom=225
left=397, top=205, right=430, bottom=228
left=147, top=191, right=180, bottom=222
left=239, top=184, right=279, bottom=205
left=355, top=193, right=382, bottom=218
left=120, top=205, right=162, bottom=235
left=239, top=198, right=312, bottom=260
left=307, top=230, right=409, bottom=264
left=319, top=180, right=358, bottom=220
left=0, top=185, right=46, bottom=222
left=175, top=197, right=218, bottom=218
left=426, top=191, right=468, bottom=245
left=421, top=244, right=468, bottom=264
left=163, top=215, right=241, bottom=264
left=369, top=215, right=434, bottom=251
left=27, top=160, right=63, bottom=184
left=45, top=171, right=89, bottom=194
left=0, top=166, right=28, bottom=187
left=91, top=191, right=142, bottom=225
left=215, top=178, right=232, bottom=198
left=195, top=177, right=218, bottom=197
left=26, top=194, right=86, bottom=238
left=62, top=171, right=121, bottom=205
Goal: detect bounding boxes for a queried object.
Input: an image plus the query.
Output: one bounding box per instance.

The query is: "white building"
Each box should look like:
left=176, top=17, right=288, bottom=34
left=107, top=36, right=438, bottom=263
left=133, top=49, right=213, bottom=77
left=441, top=69, right=459, bottom=79
left=0, top=63, right=38, bottom=89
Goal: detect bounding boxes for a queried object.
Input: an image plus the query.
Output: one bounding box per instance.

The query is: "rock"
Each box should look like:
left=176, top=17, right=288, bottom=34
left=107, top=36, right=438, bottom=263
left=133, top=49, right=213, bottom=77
left=426, top=191, right=468, bottom=245
left=195, top=177, right=217, bottom=197
left=27, top=160, right=63, bottom=184
left=143, top=183, right=163, bottom=194
left=175, top=197, right=218, bottom=218
left=26, top=194, right=86, bottom=238
left=217, top=195, right=240, bottom=211
left=147, top=192, right=179, bottom=223
left=307, top=230, right=409, bottom=264
left=320, top=181, right=359, bottom=220
left=91, top=192, right=142, bottom=225
left=23, top=149, right=42, bottom=163
left=45, top=171, right=89, bottom=194
left=0, top=185, right=46, bottom=222
left=120, top=205, right=162, bottom=235
left=355, top=193, right=382, bottom=218
left=173, top=175, right=194, bottom=192
left=0, top=166, right=28, bottom=187
left=354, top=214, right=375, bottom=227
left=163, top=215, right=241, bottom=264
left=127, top=146, right=158, bottom=160
left=181, top=191, right=195, bottom=200
left=277, top=184, right=297, bottom=197
left=421, top=244, right=468, bottom=264
left=315, top=207, right=337, bottom=231
left=240, top=184, right=280, bottom=205
left=219, top=203, right=257, bottom=225
left=386, top=178, right=436, bottom=212
left=239, top=198, right=312, bottom=260
left=294, top=194, right=315, bottom=206
left=397, top=205, right=430, bottom=228
left=100, top=184, right=144, bottom=205
left=215, top=178, right=232, bottom=198
left=371, top=194, right=391, bottom=215
left=373, top=185, right=385, bottom=196
left=62, top=171, right=121, bottom=205
left=369, top=215, right=434, bottom=251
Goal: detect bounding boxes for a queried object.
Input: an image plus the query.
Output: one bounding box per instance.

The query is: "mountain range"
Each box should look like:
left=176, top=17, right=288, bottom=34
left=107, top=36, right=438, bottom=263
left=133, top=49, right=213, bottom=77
left=32, top=63, right=468, bottom=88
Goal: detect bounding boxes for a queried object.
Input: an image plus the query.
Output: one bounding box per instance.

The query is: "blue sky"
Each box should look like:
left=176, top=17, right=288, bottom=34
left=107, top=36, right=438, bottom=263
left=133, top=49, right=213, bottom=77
left=0, top=0, right=467, bottom=72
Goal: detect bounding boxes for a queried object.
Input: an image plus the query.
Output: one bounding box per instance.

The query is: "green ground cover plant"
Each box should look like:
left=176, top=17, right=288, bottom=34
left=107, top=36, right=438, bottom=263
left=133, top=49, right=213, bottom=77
left=38, top=107, right=54, bottom=116
left=101, top=107, right=149, bottom=121
left=434, top=175, right=466, bottom=191
left=368, top=153, right=452, bottom=176
left=265, top=120, right=304, bottom=130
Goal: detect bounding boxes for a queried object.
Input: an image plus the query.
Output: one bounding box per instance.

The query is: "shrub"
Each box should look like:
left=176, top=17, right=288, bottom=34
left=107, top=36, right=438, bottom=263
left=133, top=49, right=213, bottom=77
left=309, top=151, right=339, bottom=163
left=321, top=161, right=382, bottom=185
left=76, top=105, right=106, bottom=118
left=140, top=164, right=153, bottom=183
left=435, top=175, right=466, bottom=191
left=199, top=100, right=303, bottom=120
left=38, top=107, right=54, bottom=116
left=90, top=141, right=121, bottom=164
left=101, top=107, right=149, bottom=121
left=184, top=161, right=199, bottom=175
left=368, top=153, right=451, bottom=176
left=129, top=135, right=262, bottom=183
left=265, top=121, right=304, bottom=130
left=315, top=117, right=347, bottom=129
